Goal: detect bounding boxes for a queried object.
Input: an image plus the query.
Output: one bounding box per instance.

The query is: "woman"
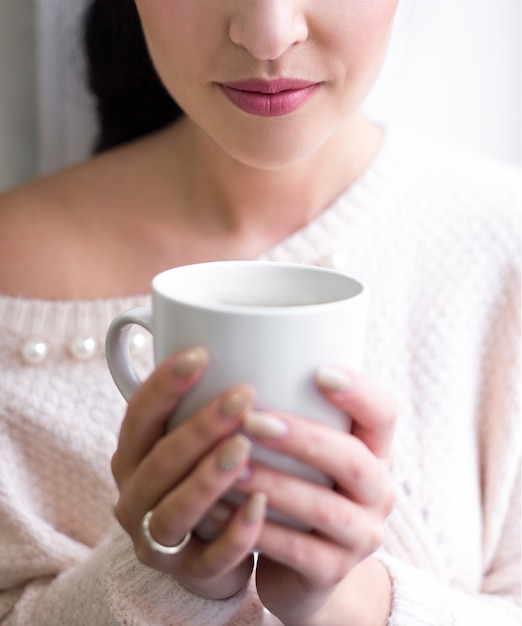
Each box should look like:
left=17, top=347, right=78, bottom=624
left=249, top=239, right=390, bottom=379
left=0, top=1, right=519, bottom=624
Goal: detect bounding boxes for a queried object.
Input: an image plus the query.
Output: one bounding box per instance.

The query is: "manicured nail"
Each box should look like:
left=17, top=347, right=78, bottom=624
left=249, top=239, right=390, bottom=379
left=243, top=492, right=267, bottom=525
left=315, top=366, right=352, bottom=392
left=243, top=411, right=288, bottom=439
left=237, top=465, right=253, bottom=483
left=218, top=434, right=252, bottom=472
left=208, top=501, right=234, bottom=527
left=220, top=384, right=255, bottom=418
left=172, top=347, right=209, bottom=377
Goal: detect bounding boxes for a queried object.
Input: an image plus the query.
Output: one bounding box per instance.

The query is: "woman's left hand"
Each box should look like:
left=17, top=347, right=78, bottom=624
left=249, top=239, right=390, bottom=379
left=237, top=367, right=396, bottom=625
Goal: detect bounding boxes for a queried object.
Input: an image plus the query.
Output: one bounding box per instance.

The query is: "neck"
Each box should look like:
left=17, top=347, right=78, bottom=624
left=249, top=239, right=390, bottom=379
left=164, top=111, right=383, bottom=245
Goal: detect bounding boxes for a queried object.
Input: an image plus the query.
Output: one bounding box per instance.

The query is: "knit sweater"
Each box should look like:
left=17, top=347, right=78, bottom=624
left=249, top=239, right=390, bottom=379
left=0, top=129, right=520, bottom=625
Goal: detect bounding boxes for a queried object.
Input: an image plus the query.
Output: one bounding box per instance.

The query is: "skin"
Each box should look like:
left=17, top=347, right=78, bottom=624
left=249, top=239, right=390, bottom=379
left=0, top=0, right=399, bottom=622
left=112, top=350, right=396, bottom=624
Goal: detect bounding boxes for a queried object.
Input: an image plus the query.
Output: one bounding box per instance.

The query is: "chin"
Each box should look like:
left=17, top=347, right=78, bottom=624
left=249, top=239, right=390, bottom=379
left=220, top=126, right=336, bottom=171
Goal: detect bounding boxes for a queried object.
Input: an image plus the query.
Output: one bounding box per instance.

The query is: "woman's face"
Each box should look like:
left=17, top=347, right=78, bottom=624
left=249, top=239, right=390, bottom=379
left=134, top=0, right=399, bottom=169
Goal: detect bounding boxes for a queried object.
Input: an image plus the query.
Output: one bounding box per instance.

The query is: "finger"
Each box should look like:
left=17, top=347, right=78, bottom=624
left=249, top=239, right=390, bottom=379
left=119, top=383, right=255, bottom=520
left=242, top=410, right=392, bottom=505
left=137, top=494, right=265, bottom=599
left=138, top=434, right=253, bottom=543
left=315, top=366, right=396, bottom=460
left=236, top=460, right=392, bottom=548
left=193, top=492, right=267, bottom=578
left=256, top=523, right=361, bottom=589
left=112, top=346, right=210, bottom=486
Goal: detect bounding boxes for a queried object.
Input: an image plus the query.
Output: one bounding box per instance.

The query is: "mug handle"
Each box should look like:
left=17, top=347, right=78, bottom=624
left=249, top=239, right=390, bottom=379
left=105, top=307, right=153, bottom=401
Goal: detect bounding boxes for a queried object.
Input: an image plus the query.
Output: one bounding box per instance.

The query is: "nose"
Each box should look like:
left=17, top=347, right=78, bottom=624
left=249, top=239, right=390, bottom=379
left=229, top=0, right=308, bottom=61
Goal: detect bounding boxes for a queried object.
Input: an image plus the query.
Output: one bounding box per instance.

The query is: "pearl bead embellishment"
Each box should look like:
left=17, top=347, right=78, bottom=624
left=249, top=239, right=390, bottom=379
left=20, top=331, right=148, bottom=365
left=21, top=339, right=49, bottom=365
left=318, top=252, right=348, bottom=271
left=129, top=331, right=147, bottom=356
left=68, top=336, right=98, bottom=361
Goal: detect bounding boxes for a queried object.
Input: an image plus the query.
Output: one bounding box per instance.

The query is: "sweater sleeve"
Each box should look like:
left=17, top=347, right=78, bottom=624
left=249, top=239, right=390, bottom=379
left=0, top=523, right=266, bottom=625
left=0, top=371, right=266, bottom=625
left=374, top=237, right=521, bottom=626
left=375, top=467, right=521, bottom=625
left=377, top=550, right=521, bottom=626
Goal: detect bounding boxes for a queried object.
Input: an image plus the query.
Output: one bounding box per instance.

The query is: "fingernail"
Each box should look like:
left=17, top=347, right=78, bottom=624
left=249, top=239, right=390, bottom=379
left=172, top=347, right=209, bottom=377
left=243, top=492, right=267, bottom=525
left=208, top=501, right=234, bottom=527
left=243, top=411, right=288, bottom=439
left=220, top=384, right=255, bottom=418
left=316, top=366, right=352, bottom=392
left=237, top=465, right=253, bottom=482
left=218, top=434, right=252, bottom=472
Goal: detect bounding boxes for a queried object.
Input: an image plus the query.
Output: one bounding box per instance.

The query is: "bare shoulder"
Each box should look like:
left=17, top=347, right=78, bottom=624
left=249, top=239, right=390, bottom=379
left=0, top=174, right=70, bottom=298
left=0, top=154, right=133, bottom=299
left=0, top=127, right=216, bottom=300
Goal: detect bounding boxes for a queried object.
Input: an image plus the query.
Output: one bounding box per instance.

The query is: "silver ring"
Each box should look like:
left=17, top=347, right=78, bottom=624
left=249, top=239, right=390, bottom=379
left=141, top=511, right=192, bottom=555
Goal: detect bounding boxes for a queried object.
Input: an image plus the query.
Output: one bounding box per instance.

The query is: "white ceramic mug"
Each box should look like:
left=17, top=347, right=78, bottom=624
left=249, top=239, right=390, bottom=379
left=106, top=261, right=367, bottom=536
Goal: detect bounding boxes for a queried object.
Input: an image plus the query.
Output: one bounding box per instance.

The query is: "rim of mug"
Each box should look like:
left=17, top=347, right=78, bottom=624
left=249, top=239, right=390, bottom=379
left=151, top=261, right=365, bottom=314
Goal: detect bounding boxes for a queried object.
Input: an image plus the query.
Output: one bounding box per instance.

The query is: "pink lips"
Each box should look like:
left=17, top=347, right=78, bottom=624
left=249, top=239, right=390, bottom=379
left=219, top=79, right=320, bottom=117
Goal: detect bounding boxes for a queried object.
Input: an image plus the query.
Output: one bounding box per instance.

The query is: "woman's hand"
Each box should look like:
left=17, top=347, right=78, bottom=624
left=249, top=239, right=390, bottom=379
left=237, top=366, right=396, bottom=625
left=111, top=347, right=267, bottom=600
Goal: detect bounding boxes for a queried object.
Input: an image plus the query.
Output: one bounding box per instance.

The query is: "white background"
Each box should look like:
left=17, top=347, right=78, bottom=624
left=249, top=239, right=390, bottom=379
left=364, top=0, right=521, bottom=166
left=0, top=0, right=520, bottom=192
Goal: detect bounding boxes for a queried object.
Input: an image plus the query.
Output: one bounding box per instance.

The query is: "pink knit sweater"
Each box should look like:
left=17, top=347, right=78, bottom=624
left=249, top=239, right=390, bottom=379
left=0, top=130, right=520, bottom=625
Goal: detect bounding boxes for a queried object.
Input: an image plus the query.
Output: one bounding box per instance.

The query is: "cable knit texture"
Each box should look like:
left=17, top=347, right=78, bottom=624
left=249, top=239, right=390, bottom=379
left=0, top=129, right=520, bottom=624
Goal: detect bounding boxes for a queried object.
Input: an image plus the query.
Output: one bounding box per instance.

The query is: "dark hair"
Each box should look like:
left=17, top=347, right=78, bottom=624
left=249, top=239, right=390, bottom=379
left=83, top=0, right=184, bottom=153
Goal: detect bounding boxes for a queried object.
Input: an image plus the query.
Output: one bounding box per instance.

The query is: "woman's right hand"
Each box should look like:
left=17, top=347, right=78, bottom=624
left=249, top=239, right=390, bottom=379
left=111, top=346, right=266, bottom=600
